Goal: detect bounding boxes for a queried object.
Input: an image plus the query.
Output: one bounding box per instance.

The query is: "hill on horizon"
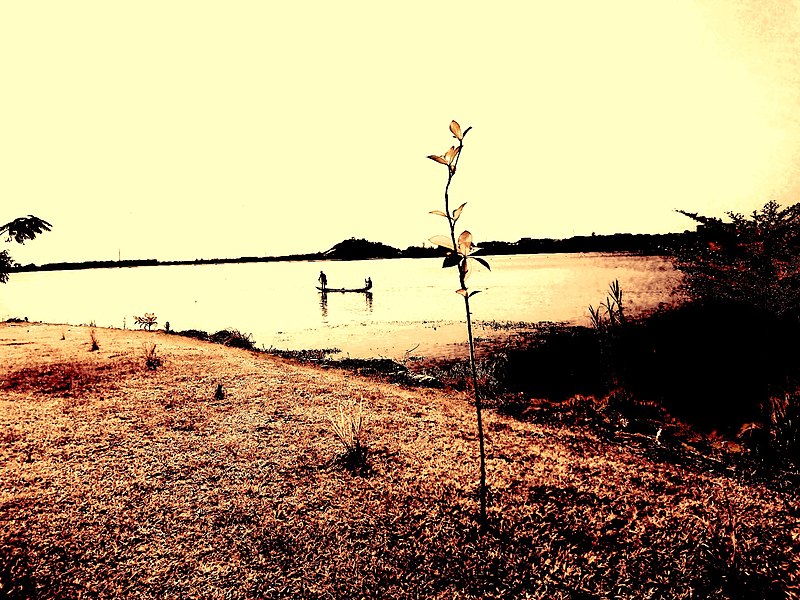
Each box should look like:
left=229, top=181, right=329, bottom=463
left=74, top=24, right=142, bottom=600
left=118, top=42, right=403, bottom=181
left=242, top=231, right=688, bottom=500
left=322, top=238, right=402, bottom=260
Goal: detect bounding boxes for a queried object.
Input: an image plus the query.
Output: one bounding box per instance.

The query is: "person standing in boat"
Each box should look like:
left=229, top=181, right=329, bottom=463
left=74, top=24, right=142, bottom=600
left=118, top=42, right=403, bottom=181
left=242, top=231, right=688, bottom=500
left=365, top=277, right=372, bottom=290
left=319, top=270, right=328, bottom=290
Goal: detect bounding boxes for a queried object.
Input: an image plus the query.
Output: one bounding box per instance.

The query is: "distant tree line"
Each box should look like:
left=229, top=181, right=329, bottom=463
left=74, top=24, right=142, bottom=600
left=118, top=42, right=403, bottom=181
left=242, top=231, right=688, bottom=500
left=12, top=231, right=700, bottom=274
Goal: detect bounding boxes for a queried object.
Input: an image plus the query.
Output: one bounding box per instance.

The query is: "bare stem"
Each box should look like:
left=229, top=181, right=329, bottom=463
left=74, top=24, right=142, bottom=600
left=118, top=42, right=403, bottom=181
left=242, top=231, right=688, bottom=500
left=464, top=294, right=487, bottom=524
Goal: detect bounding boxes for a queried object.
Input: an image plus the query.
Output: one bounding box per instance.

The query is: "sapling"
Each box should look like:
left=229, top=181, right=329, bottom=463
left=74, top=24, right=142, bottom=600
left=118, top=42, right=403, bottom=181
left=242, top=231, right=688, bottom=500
left=134, top=313, right=158, bottom=331
left=427, top=120, right=491, bottom=524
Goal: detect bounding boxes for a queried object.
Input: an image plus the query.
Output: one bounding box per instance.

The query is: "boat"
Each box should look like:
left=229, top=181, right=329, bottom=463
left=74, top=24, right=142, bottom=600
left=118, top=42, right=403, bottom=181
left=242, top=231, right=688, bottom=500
left=316, top=282, right=373, bottom=293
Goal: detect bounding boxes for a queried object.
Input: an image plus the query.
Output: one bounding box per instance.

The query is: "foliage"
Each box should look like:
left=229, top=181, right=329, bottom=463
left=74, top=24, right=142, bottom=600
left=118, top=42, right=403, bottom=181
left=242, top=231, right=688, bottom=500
left=0, top=215, right=52, bottom=284
left=0, top=251, right=16, bottom=284
left=673, top=200, right=800, bottom=317
left=134, top=313, right=158, bottom=331
left=428, top=119, right=491, bottom=523
left=0, top=216, right=52, bottom=244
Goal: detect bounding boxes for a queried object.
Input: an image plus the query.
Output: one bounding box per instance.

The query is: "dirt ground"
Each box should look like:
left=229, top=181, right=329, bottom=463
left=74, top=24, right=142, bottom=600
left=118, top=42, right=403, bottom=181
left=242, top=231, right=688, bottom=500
left=1, top=322, right=798, bottom=598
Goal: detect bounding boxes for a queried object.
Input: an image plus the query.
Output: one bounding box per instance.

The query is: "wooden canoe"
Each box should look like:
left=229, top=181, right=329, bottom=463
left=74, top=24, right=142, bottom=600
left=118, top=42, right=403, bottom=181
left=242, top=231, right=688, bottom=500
left=316, top=285, right=372, bottom=293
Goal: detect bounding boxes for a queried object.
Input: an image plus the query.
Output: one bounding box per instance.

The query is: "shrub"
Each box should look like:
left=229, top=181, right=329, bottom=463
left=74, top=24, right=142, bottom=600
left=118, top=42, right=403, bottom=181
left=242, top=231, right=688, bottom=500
left=673, top=200, right=800, bottom=317
left=175, top=329, right=210, bottom=341
left=210, top=329, right=255, bottom=350
left=502, top=326, right=606, bottom=401
left=500, top=301, right=800, bottom=436
left=615, top=300, right=799, bottom=431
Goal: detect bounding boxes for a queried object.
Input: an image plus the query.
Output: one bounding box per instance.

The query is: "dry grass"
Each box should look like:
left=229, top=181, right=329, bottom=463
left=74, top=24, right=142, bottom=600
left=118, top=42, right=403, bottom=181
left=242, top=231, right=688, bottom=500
left=328, top=396, right=369, bottom=472
left=0, top=323, right=798, bottom=599
left=140, top=340, right=162, bottom=371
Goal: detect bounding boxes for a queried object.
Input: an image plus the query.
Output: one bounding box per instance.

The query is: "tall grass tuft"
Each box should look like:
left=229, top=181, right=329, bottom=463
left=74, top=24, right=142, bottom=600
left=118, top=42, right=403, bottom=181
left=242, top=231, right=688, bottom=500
left=141, top=340, right=162, bottom=370
left=588, top=279, right=626, bottom=331
left=427, top=120, right=491, bottom=523
left=89, top=328, right=99, bottom=352
left=328, top=397, right=369, bottom=473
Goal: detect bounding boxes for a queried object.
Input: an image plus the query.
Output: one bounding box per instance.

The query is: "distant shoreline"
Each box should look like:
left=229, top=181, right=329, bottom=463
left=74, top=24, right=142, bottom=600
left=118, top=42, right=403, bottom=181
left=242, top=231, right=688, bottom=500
left=11, top=231, right=694, bottom=274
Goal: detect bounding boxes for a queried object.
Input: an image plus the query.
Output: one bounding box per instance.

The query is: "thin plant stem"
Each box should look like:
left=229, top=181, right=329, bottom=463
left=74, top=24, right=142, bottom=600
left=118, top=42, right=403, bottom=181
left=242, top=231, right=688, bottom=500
left=464, top=293, right=487, bottom=524
left=433, top=124, right=487, bottom=525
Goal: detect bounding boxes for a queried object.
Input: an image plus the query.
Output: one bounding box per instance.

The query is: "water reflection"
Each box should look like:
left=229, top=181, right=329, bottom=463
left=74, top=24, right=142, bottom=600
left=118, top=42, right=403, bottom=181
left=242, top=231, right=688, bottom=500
left=317, top=290, right=374, bottom=321
left=319, top=291, right=328, bottom=321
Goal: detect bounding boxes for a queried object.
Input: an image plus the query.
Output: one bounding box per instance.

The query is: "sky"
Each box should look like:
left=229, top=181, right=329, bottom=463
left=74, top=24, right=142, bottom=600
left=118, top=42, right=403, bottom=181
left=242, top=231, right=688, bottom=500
left=2, top=1, right=800, bottom=264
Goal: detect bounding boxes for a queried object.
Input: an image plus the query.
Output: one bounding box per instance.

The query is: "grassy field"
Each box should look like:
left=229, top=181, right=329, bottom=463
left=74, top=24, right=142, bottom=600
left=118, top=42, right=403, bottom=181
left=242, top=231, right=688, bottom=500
left=1, top=323, right=798, bottom=598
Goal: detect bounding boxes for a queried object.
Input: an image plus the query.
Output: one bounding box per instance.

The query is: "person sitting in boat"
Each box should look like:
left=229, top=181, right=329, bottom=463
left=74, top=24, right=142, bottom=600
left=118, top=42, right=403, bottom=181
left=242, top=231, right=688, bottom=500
left=318, top=271, right=328, bottom=290
left=364, top=277, right=372, bottom=290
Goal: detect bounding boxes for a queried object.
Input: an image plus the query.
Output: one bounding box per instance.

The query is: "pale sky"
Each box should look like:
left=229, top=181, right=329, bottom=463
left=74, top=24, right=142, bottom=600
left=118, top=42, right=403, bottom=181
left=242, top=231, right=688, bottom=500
left=2, top=1, right=800, bottom=264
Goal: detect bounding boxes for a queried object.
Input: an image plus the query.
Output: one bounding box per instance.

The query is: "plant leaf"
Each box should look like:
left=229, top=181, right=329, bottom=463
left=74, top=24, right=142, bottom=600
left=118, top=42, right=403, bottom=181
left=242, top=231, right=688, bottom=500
left=453, top=202, right=467, bottom=221
left=456, top=288, right=468, bottom=297
left=444, top=146, right=460, bottom=164
left=442, top=253, right=460, bottom=268
left=457, top=230, right=473, bottom=255
left=450, top=120, right=463, bottom=140
left=429, top=210, right=448, bottom=218
left=428, top=155, right=448, bottom=165
left=468, top=290, right=481, bottom=298
left=429, top=235, right=455, bottom=251
left=472, top=256, right=491, bottom=271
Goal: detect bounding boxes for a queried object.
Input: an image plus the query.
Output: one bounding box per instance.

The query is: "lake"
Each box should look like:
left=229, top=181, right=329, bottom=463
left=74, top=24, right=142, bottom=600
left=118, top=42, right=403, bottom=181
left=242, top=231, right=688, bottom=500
left=0, top=253, right=683, bottom=360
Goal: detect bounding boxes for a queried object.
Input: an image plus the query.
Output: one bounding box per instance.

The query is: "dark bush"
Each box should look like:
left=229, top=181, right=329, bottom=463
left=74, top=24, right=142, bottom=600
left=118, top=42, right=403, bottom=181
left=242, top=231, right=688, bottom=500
left=502, top=326, right=607, bottom=401
left=500, top=301, right=800, bottom=437
left=174, top=329, right=210, bottom=341
left=210, top=329, right=255, bottom=350
left=615, top=300, right=800, bottom=431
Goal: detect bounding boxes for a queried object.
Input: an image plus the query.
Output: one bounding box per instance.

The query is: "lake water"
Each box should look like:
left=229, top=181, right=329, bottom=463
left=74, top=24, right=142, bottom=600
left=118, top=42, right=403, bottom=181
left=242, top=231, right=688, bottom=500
left=0, top=254, right=683, bottom=360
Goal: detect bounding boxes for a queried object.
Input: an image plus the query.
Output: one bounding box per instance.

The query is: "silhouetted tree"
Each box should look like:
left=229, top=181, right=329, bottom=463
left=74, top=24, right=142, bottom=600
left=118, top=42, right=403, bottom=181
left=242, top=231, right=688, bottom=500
left=673, top=201, right=800, bottom=317
left=0, top=215, right=52, bottom=283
